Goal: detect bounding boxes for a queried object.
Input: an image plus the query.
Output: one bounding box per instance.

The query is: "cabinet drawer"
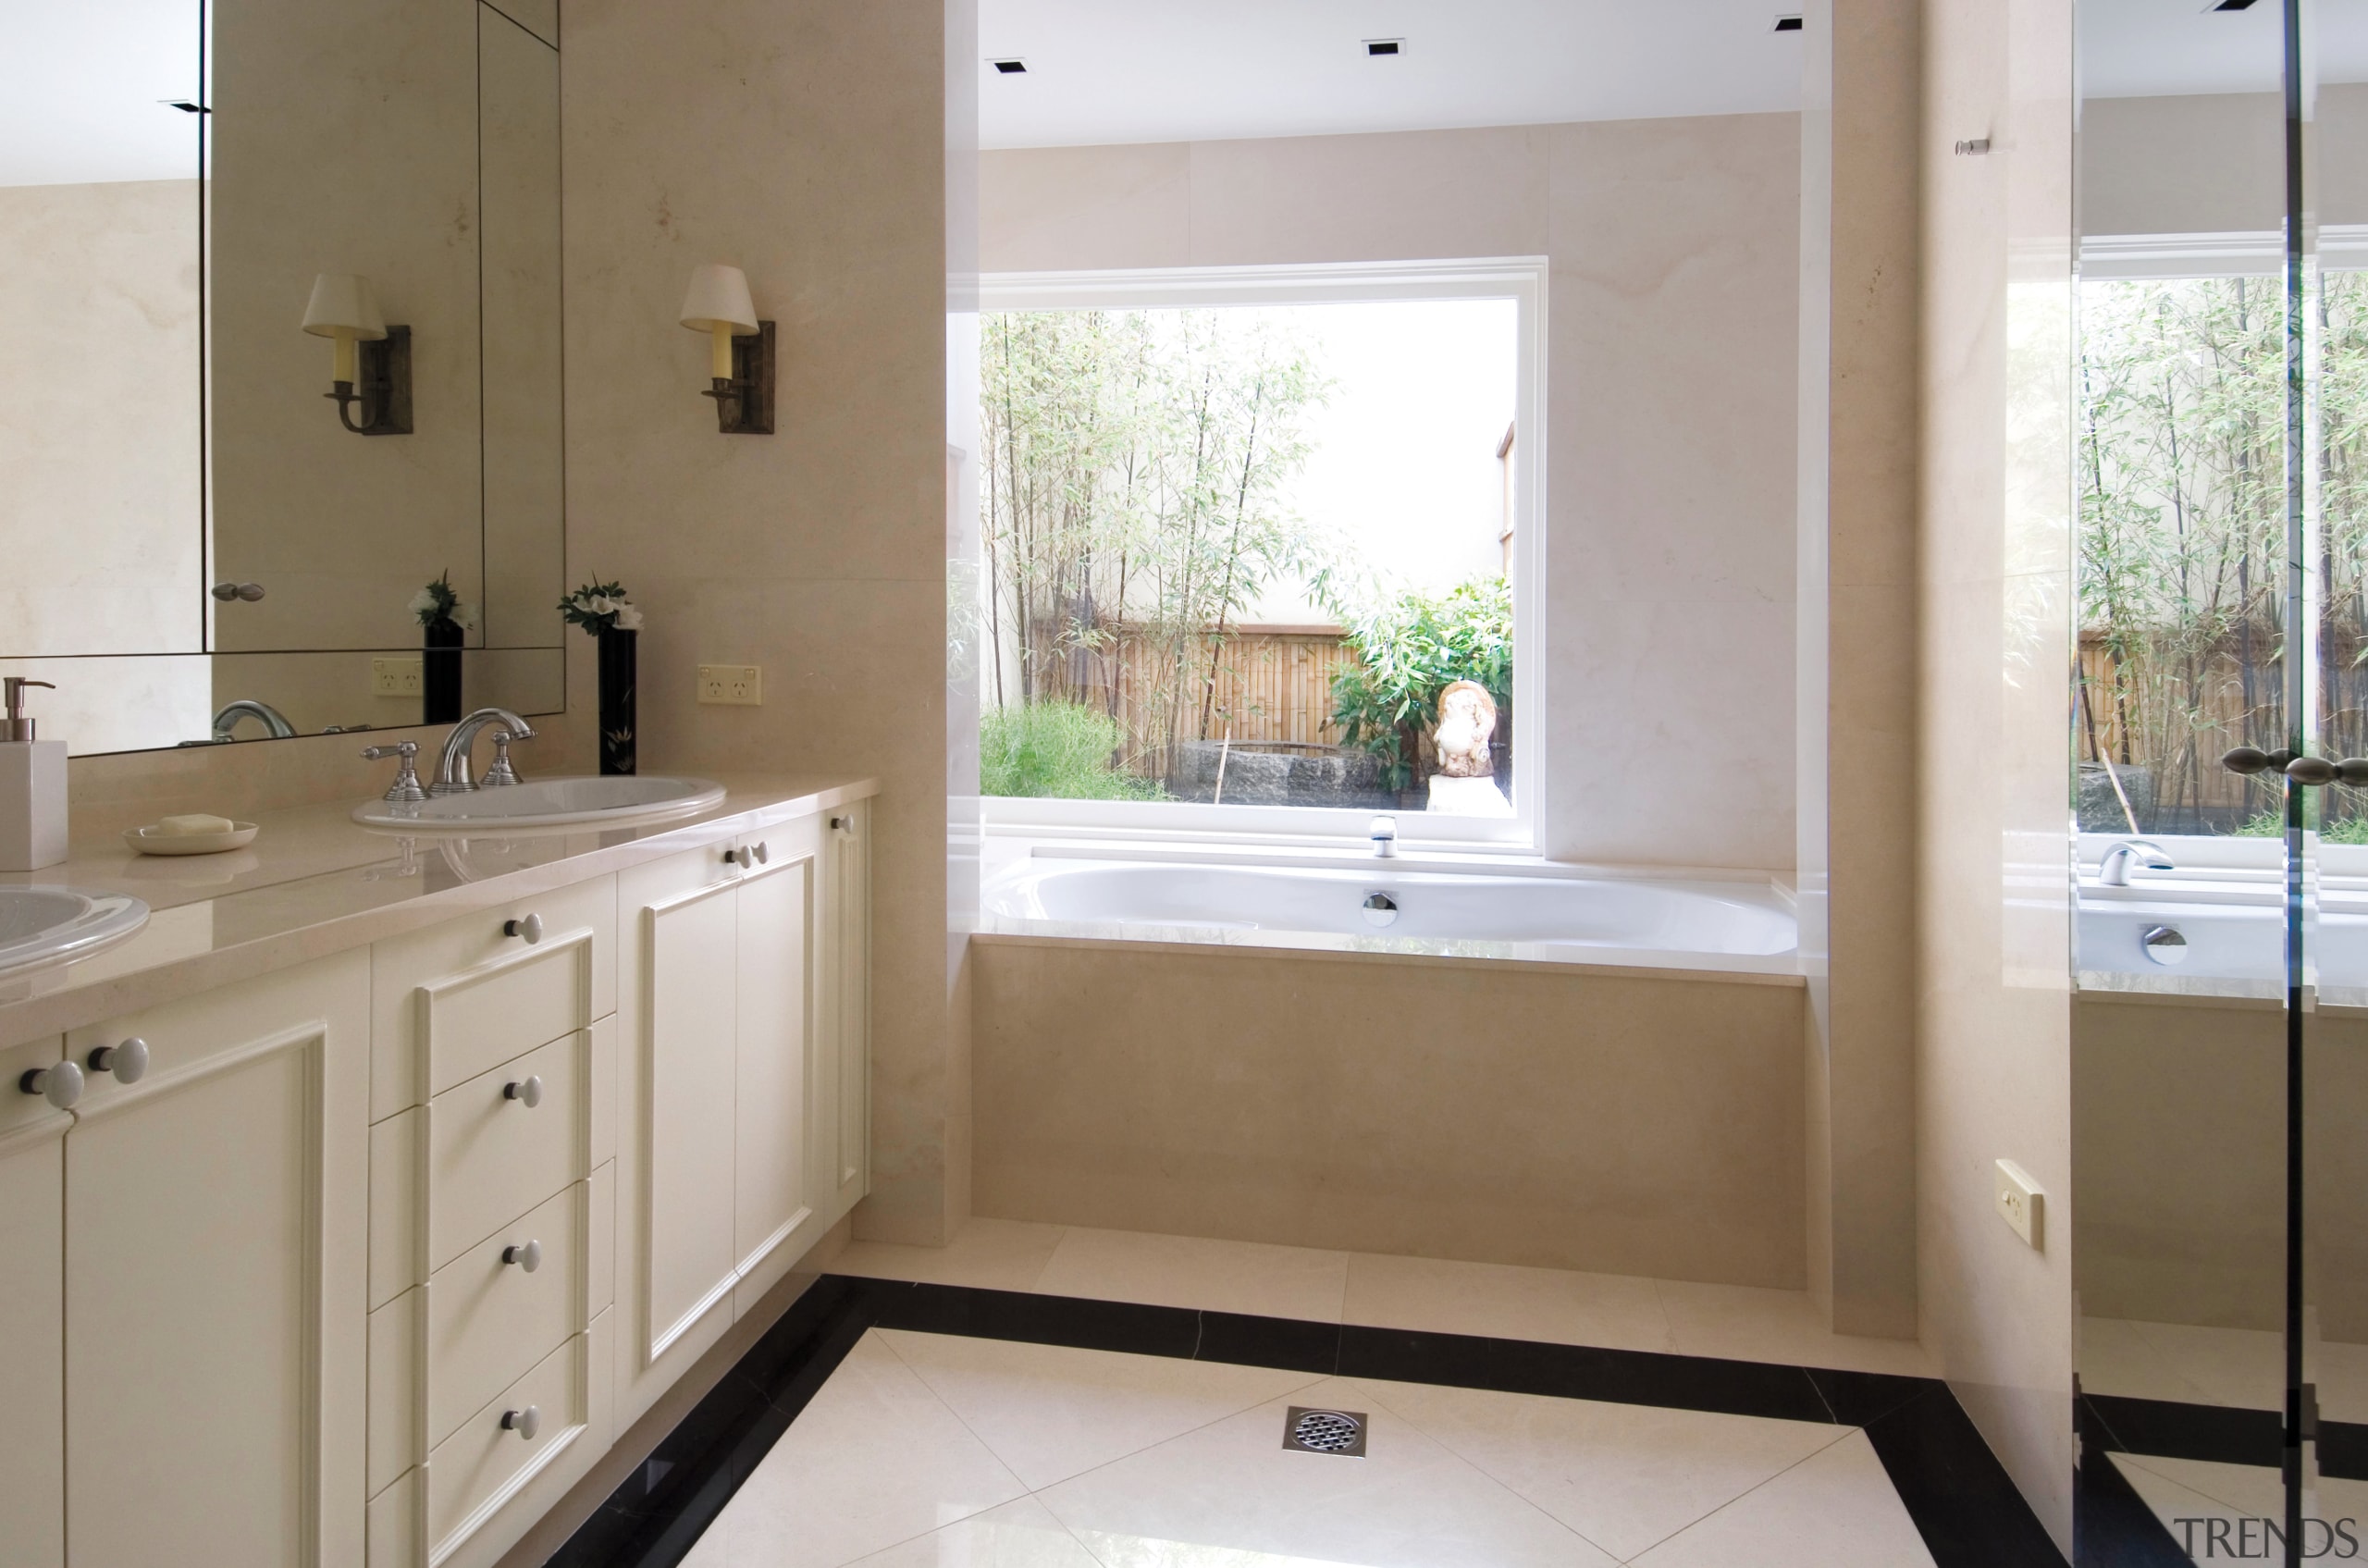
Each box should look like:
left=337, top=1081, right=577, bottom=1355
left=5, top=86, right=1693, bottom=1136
left=426, top=1183, right=579, bottom=1449
left=426, top=1330, right=586, bottom=1560
left=427, top=1031, right=588, bottom=1272
left=371, top=877, right=613, bottom=1118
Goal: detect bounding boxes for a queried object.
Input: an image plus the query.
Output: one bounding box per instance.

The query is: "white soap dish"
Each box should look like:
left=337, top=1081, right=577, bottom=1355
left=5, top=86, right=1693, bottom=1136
left=124, top=822, right=259, bottom=857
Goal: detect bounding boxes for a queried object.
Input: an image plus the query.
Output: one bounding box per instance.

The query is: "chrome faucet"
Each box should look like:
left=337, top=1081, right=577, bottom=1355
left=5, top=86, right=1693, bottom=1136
left=212, top=698, right=296, bottom=741
left=1371, top=814, right=1399, bottom=858
left=2098, top=838, right=2174, bottom=887
left=433, top=708, right=537, bottom=794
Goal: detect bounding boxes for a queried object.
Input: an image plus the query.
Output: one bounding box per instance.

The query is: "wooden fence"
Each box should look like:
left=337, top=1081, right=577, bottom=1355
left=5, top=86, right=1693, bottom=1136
left=1037, top=623, right=1362, bottom=776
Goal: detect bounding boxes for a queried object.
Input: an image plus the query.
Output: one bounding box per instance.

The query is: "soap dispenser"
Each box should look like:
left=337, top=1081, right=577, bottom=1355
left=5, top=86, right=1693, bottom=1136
left=0, top=678, right=68, bottom=871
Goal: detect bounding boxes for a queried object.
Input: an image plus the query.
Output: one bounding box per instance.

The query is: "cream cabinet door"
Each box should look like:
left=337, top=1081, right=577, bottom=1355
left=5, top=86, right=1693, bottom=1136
left=618, top=845, right=742, bottom=1423
left=0, top=1036, right=68, bottom=1568
left=61, top=952, right=370, bottom=1568
left=732, top=822, right=820, bottom=1310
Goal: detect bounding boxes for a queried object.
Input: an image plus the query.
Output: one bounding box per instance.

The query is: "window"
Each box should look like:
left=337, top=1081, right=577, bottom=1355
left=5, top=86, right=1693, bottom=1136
left=975, top=260, right=1544, bottom=846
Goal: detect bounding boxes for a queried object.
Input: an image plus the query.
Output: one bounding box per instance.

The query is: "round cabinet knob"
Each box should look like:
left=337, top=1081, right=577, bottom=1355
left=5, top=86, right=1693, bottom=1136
left=503, top=1074, right=544, bottom=1108
left=501, top=1405, right=541, bottom=1441
left=2289, top=756, right=2340, bottom=786
left=724, top=846, right=751, bottom=869
left=830, top=815, right=857, bottom=839
left=18, top=1060, right=84, bottom=1111
left=87, top=1038, right=149, bottom=1084
left=504, top=913, right=544, bottom=945
left=502, top=1239, right=543, bottom=1273
left=2339, top=759, right=2368, bottom=787
left=752, top=842, right=769, bottom=865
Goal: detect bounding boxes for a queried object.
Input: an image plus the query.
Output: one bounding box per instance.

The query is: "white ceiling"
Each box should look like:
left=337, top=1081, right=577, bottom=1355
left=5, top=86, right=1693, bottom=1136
left=2079, top=0, right=2368, bottom=98
left=0, top=0, right=203, bottom=187
left=976, top=0, right=1807, bottom=151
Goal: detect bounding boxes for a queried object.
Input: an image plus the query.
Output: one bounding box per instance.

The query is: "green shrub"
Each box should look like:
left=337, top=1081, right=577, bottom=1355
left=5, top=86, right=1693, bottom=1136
left=1323, top=576, right=1513, bottom=792
left=980, top=702, right=1164, bottom=800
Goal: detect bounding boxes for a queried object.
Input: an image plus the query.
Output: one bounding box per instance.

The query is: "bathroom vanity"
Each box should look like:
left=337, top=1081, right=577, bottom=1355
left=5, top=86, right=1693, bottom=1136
left=0, top=774, right=875, bottom=1568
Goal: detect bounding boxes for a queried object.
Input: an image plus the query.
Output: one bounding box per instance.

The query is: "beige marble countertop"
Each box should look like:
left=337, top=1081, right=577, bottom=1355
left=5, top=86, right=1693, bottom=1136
left=0, top=772, right=879, bottom=1048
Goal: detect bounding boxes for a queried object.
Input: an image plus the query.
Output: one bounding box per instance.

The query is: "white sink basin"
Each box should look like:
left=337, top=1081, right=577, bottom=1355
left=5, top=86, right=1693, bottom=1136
left=352, top=775, right=727, bottom=833
left=0, top=886, right=150, bottom=982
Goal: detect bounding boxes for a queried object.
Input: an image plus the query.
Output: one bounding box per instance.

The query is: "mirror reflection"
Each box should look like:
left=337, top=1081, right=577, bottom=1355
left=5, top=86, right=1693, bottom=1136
left=0, top=0, right=566, bottom=755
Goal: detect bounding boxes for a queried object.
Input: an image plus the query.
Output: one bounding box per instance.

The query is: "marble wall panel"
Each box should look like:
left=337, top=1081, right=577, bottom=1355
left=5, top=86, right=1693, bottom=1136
left=1913, top=0, right=2077, bottom=1548
left=980, top=113, right=1800, bottom=873
left=971, top=938, right=1809, bottom=1288
left=560, top=0, right=959, bottom=1243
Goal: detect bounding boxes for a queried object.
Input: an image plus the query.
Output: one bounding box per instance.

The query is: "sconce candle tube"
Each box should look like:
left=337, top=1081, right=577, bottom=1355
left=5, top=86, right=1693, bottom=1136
left=333, top=329, right=358, bottom=386
left=710, top=323, right=734, bottom=380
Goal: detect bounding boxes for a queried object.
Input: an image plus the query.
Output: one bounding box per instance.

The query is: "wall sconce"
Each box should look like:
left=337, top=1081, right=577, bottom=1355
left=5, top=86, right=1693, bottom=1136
left=679, top=264, right=773, bottom=435
left=302, top=273, right=411, bottom=435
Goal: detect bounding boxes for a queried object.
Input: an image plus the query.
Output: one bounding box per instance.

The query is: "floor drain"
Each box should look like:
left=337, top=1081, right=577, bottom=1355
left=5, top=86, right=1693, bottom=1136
left=1284, top=1406, right=1368, bottom=1456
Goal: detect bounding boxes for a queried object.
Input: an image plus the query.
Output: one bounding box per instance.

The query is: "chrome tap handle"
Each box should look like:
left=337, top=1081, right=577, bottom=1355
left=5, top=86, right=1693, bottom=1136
left=362, top=741, right=426, bottom=804
left=482, top=730, right=522, bottom=787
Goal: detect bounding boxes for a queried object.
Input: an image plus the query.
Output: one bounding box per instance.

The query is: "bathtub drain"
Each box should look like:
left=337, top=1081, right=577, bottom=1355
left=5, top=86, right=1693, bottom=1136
left=1285, top=1407, right=1368, bottom=1455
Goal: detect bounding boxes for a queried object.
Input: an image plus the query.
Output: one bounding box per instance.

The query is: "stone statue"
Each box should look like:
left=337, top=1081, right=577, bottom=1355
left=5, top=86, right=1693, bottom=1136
left=1433, top=680, right=1497, bottom=778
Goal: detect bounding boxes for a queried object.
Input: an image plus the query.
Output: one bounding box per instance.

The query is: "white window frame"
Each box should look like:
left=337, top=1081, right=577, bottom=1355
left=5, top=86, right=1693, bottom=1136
left=977, top=256, right=1548, bottom=851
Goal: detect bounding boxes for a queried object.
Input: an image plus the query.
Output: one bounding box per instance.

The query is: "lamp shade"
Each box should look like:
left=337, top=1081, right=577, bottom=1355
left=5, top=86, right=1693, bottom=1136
left=301, top=273, right=388, bottom=340
left=679, top=264, right=758, bottom=335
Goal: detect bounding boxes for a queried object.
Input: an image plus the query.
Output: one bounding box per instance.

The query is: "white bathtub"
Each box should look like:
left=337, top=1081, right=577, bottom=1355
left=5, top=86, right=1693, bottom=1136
left=980, top=856, right=1798, bottom=971
left=2078, top=897, right=2368, bottom=986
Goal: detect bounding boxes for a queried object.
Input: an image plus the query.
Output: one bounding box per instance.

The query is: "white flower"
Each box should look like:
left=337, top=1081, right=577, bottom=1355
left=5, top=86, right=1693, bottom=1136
left=408, top=587, right=439, bottom=616
left=612, top=602, right=644, bottom=631
left=453, top=601, right=479, bottom=631
left=586, top=595, right=616, bottom=617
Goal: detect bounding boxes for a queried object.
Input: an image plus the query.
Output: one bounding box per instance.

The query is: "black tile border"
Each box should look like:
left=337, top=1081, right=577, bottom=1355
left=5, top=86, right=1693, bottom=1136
left=542, top=1273, right=2071, bottom=1568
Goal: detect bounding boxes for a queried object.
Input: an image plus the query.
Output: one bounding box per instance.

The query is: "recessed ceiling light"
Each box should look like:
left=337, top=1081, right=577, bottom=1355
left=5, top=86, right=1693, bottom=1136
left=990, top=57, right=1028, bottom=74
left=1364, top=38, right=1404, bottom=58
left=1773, top=15, right=1804, bottom=31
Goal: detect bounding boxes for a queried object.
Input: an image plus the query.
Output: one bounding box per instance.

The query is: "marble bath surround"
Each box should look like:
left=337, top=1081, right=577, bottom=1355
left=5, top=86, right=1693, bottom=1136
left=970, top=923, right=1811, bottom=1291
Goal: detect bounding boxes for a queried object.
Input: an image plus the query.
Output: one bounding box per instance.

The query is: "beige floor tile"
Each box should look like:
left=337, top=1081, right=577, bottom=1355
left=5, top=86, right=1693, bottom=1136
left=680, top=1332, right=1028, bottom=1568
left=2080, top=1316, right=2218, bottom=1406
left=2317, top=1339, right=2368, bottom=1424
left=833, top=1218, right=1069, bottom=1293
left=1034, top=1376, right=1617, bottom=1567
left=841, top=1497, right=1104, bottom=1568
left=2124, top=1321, right=2283, bottom=1412
left=877, top=1328, right=1326, bottom=1490
left=1339, top=1374, right=1849, bottom=1562
left=1032, top=1227, right=1351, bottom=1322
left=2114, top=1451, right=2280, bottom=1524
left=2110, top=1451, right=2368, bottom=1559
left=1628, top=1430, right=1936, bottom=1567
left=1654, top=1279, right=1938, bottom=1377
left=1342, top=1253, right=1676, bottom=1353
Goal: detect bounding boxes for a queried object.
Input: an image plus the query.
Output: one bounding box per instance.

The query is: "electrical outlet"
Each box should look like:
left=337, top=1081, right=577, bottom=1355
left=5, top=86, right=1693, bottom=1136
left=371, top=655, right=424, bottom=698
left=1993, top=1159, right=2043, bottom=1249
left=697, top=664, right=762, bottom=706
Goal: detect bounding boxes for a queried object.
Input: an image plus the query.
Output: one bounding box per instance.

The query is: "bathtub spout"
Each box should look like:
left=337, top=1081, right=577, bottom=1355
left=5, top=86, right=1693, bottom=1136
left=1371, top=815, right=1399, bottom=858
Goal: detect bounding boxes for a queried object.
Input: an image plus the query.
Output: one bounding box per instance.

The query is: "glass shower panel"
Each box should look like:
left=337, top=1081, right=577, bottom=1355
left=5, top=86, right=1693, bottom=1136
left=2071, top=0, right=2300, bottom=1561
left=2307, top=0, right=2368, bottom=1553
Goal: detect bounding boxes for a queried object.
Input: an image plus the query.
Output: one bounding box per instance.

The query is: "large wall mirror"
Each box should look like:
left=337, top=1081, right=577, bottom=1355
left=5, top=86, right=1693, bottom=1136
left=0, top=0, right=565, bottom=756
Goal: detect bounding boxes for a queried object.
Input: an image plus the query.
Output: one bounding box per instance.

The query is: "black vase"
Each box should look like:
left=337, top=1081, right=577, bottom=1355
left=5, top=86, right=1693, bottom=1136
left=423, top=616, right=463, bottom=724
left=598, top=627, right=637, bottom=776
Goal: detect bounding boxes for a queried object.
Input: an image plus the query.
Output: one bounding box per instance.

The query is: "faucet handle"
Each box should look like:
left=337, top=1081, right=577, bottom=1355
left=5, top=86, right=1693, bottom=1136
left=362, top=741, right=426, bottom=805
left=482, top=730, right=523, bottom=787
